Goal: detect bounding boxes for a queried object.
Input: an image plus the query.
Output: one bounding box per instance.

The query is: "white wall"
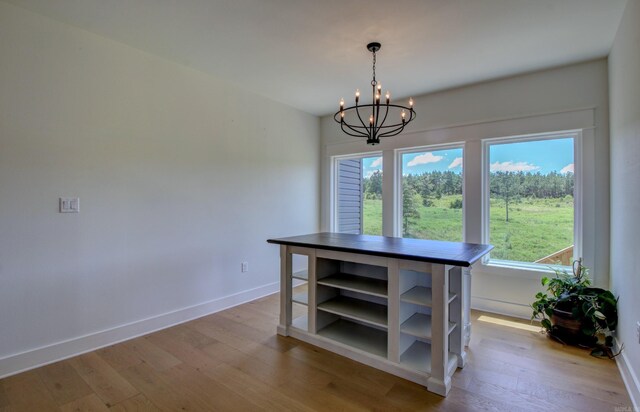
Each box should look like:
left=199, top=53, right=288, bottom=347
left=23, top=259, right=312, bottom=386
left=320, top=59, right=609, bottom=317
left=609, top=0, right=640, bottom=406
left=0, top=2, right=319, bottom=376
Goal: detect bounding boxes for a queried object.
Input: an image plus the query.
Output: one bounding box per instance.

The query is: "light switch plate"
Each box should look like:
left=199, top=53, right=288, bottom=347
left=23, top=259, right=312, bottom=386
left=59, top=197, right=80, bottom=213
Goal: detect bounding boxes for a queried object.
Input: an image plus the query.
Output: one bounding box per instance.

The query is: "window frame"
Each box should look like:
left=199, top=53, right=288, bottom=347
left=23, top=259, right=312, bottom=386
left=395, top=143, right=466, bottom=240
left=331, top=151, right=383, bottom=234
left=480, top=130, right=583, bottom=271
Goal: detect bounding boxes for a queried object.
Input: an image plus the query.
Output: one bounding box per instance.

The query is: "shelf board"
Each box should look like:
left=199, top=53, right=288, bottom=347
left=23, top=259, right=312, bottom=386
left=292, top=292, right=308, bottom=305
left=400, top=286, right=456, bottom=307
left=399, top=340, right=458, bottom=375
left=317, top=319, right=387, bottom=358
left=317, top=273, right=388, bottom=298
left=318, top=296, right=388, bottom=329
left=400, top=313, right=456, bottom=340
left=291, top=315, right=308, bottom=331
left=292, top=269, right=308, bottom=281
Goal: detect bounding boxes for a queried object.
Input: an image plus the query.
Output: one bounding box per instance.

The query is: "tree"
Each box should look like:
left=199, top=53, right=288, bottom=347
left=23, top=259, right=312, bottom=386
left=364, top=170, right=382, bottom=199
left=402, top=183, right=420, bottom=235
left=491, top=172, right=521, bottom=222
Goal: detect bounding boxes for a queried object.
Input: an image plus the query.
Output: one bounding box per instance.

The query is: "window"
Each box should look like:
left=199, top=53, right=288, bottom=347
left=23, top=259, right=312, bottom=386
left=335, top=155, right=382, bottom=235
left=362, top=156, right=383, bottom=235
left=399, top=147, right=464, bottom=241
left=484, top=133, right=578, bottom=267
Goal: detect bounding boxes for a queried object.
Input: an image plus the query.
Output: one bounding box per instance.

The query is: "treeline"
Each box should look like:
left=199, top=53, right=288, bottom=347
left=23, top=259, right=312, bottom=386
left=363, top=170, right=574, bottom=200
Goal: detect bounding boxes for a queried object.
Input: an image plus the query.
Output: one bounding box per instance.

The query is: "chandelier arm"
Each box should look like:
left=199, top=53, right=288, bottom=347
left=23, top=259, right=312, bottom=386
left=341, top=120, right=369, bottom=137
left=340, top=122, right=370, bottom=138
left=378, top=123, right=408, bottom=138
left=377, top=128, right=405, bottom=138
left=353, top=105, right=371, bottom=136
left=379, top=103, right=390, bottom=131
left=378, top=108, right=417, bottom=138
left=376, top=107, right=416, bottom=130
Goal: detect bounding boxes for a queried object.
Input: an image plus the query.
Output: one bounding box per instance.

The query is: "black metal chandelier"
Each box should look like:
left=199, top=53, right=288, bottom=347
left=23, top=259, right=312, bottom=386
left=334, top=42, right=416, bottom=145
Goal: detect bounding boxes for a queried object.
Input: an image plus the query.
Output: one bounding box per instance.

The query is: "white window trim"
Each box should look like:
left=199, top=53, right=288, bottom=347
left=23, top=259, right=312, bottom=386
left=330, top=151, right=383, bottom=233
left=480, top=130, right=583, bottom=272
left=395, top=143, right=466, bottom=239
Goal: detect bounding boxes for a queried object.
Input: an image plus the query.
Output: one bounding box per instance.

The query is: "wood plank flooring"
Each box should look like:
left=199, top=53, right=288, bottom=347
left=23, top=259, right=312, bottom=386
left=0, top=288, right=632, bottom=411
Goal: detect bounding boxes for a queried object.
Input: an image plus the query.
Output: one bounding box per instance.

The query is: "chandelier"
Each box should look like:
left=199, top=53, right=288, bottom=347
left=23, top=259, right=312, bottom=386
left=334, top=42, right=416, bottom=145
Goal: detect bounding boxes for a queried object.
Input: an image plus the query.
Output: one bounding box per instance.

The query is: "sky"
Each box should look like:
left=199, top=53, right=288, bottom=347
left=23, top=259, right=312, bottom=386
left=362, top=137, right=574, bottom=177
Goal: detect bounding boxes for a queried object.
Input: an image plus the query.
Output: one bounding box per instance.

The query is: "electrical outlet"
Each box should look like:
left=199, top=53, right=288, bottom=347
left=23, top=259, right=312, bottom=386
left=59, top=197, right=80, bottom=213
left=241, top=262, right=249, bottom=273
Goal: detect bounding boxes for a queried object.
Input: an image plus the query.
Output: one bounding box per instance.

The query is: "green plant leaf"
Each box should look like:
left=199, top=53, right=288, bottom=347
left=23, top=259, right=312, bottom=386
left=541, top=319, right=551, bottom=331
left=582, top=326, right=595, bottom=336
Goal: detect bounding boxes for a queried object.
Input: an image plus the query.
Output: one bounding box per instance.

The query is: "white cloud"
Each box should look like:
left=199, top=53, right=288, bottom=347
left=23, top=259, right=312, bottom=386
left=370, top=157, right=382, bottom=168
left=560, top=163, right=574, bottom=174
left=407, top=152, right=443, bottom=167
left=490, top=161, right=540, bottom=172
left=448, top=157, right=463, bottom=169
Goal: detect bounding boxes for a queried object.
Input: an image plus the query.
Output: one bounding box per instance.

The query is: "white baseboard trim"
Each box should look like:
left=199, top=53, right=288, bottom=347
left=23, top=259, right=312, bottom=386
left=0, top=281, right=280, bottom=379
left=615, top=339, right=640, bottom=411
left=471, top=296, right=532, bottom=320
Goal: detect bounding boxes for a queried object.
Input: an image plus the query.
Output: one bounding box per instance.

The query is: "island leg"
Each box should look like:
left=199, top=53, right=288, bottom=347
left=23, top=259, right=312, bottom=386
left=427, top=263, right=451, bottom=396
left=277, top=245, right=292, bottom=336
left=449, top=266, right=466, bottom=368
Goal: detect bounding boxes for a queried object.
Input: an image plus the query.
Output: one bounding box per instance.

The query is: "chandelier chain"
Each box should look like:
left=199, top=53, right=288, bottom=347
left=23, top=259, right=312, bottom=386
left=371, top=51, right=377, bottom=86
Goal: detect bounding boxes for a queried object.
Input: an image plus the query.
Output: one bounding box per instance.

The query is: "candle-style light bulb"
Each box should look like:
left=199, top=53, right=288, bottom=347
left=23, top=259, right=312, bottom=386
left=385, top=91, right=390, bottom=104
left=377, top=83, right=382, bottom=92
left=375, top=93, right=380, bottom=103
left=401, top=110, right=406, bottom=122
left=341, top=111, right=345, bottom=119
left=340, top=97, right=344, bottom=108
left=409, top=97, right=414, bottom=107
left=369, top=115, right=374, bottom=125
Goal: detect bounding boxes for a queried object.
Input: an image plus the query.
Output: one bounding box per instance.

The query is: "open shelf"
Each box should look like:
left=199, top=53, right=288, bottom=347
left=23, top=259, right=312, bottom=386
left=400, top=313, right=456, bottom=340
left=400, top=286, right=456, bottom=307
left=399, top=340, right=458, bottom=375
left=318, top=296, right=388, bottom=328
left=292, top=269, right=308, bottom=281
left=317, top=273, right=388, bottom=298
left=291, top=315, right=308, bottom=331
left=292, top=292, right=308, bottom=305
left=317, top=319, right=387, bottom=358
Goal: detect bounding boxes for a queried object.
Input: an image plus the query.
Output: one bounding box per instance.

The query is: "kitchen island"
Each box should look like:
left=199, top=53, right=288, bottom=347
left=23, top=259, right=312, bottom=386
left=267, top=232, right=492, bottom=396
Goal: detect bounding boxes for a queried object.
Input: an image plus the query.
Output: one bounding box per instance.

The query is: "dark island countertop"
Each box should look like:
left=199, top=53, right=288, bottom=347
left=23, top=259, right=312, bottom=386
left=267, top=232, right=493, bottom=267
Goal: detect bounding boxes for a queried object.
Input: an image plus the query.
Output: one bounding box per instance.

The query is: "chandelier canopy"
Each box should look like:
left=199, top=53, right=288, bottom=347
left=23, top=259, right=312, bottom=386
left=334, top=42, right=416, bottom=145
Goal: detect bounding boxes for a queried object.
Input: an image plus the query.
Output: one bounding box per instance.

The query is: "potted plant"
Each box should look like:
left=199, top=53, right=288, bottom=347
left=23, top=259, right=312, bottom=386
left=531, top=258, right=620, bottom=358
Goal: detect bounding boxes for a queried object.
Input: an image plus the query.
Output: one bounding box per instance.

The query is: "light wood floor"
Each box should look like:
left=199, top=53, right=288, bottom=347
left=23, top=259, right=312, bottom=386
left=0, top=288, right=631, bottom=411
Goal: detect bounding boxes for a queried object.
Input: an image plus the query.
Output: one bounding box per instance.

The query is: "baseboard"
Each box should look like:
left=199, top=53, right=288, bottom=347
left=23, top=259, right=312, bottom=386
left=471, top=296, right=532, bottom=320
left=0, top=281, right=280, bottom=379
left=615, top=339, right=640, bottom=411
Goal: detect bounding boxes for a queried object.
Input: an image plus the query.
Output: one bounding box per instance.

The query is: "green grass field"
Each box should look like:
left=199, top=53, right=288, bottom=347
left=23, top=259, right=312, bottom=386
left=363, top=195, right=573, bottom=263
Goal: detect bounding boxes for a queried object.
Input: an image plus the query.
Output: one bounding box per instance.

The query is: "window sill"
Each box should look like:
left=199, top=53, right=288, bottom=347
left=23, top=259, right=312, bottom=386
left=473, top=259, right=570, bottom=280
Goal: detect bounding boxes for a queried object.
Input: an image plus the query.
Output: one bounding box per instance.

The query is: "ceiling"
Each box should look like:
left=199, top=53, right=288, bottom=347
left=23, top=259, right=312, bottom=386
left=4, top=0, right=627, bottom=116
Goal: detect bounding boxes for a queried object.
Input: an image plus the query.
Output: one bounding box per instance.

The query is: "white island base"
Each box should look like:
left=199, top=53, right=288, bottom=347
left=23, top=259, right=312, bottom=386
left=275, top=243, right=473, bottom=397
